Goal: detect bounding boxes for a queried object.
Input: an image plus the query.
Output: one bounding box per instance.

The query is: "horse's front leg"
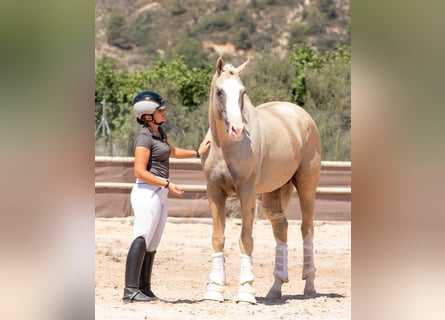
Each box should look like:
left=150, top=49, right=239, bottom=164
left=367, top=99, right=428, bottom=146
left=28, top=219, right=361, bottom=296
left=203, top=186, right=228, bottom=302
left=235, top=189, right=257, bottom=304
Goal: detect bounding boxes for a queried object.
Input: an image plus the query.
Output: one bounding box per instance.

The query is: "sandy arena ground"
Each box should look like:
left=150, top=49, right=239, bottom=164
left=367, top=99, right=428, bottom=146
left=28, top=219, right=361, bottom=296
left=95, top=217, right=350, bottom=319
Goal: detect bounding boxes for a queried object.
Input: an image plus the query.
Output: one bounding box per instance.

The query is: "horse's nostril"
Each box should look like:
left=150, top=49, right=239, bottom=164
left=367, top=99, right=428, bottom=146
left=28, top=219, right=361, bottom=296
left=232, top=126, right=243, bottom=134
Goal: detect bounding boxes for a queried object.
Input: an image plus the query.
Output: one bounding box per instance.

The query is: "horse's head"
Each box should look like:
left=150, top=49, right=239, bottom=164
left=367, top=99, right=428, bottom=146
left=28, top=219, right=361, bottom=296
left=211, top=57, right=250, bottom=141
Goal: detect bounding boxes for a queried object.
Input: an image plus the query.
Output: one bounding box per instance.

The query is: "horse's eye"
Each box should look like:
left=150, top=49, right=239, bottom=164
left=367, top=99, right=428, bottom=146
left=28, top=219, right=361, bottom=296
left=216, top=89, right=224, bottom=97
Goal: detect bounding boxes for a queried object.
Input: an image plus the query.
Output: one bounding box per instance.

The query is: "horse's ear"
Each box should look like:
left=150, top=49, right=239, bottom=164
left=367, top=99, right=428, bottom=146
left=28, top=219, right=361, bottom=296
left=216, top=57, right=224, bottom=76
left=237, top=58, right=250, bottom=76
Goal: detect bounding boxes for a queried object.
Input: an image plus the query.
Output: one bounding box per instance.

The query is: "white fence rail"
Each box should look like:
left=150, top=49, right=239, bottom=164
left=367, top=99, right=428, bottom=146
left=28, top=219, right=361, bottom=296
left=95, top=157, right=351, bottom=195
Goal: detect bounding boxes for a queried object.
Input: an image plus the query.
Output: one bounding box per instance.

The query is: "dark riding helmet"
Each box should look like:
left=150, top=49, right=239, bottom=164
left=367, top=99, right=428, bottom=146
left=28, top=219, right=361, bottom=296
left=132, top=91, right=166, bottom=119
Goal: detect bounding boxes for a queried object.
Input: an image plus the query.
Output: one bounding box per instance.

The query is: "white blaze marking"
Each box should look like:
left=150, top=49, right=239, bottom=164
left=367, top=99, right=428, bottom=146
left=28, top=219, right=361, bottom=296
left=221, top=77, right=244, bottom=139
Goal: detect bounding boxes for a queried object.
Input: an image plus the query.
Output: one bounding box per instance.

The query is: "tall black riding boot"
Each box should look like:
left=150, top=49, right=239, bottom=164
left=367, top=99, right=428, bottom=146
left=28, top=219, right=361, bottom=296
left=139, top=251, right=158, bottom=299
left=122, top=237, right=155, bottom=303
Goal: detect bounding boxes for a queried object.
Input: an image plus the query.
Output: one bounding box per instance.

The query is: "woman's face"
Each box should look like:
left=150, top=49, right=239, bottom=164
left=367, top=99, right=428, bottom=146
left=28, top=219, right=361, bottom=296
left=153, top=108, right=166, bottom=123
left=144, top=108, right=166, bottom=124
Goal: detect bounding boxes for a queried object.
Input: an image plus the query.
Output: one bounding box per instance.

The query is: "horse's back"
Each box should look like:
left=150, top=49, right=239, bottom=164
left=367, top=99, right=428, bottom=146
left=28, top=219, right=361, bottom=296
left=250, top=101, right=321, bottom=192
left=255, top=101, right=319, bottom=147
left=256, top=101, right=315, bottom=124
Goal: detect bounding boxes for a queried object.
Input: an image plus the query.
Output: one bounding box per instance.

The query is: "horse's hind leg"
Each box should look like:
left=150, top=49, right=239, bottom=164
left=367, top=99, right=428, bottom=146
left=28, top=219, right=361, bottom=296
left=294, top=161, right=321, bottom=298
left=261, top=183, right=294, bottom=299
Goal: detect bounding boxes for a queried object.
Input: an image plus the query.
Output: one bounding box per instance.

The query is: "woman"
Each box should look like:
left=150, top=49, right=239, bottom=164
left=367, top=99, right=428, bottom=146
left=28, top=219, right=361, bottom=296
left=123, top=91, right=210, bottom=303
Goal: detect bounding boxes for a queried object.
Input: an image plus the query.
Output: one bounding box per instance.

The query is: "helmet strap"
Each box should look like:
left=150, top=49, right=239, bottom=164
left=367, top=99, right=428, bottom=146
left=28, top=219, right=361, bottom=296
left=151, top=118, right=164, bottom=126
left=143, top=114, right=163, bottom=126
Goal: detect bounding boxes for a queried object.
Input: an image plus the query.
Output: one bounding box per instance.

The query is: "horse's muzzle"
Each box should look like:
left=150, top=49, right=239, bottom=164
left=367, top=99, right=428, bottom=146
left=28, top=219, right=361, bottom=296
left=228, top=124, right=244, bottom=141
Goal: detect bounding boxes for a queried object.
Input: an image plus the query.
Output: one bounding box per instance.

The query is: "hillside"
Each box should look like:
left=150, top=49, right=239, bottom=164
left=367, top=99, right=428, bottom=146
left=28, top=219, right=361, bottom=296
left=95, top=0, right=350, bottom=70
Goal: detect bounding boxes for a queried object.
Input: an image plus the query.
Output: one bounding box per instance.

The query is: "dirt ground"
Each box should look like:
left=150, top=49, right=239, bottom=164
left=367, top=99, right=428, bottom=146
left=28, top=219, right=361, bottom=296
left=95, top=217, right=350, bottom=320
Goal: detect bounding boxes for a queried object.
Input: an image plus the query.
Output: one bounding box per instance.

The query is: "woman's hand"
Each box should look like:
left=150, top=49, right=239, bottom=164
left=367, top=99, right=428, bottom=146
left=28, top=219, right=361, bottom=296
left=167, top=182, right=185, bottom=197
left=198, top=138, right=211, bottom=156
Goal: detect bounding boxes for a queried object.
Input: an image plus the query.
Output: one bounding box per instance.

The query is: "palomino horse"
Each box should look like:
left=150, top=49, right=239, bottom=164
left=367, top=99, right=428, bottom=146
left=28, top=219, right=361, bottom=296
left=201, top=57, right=321, bottom=304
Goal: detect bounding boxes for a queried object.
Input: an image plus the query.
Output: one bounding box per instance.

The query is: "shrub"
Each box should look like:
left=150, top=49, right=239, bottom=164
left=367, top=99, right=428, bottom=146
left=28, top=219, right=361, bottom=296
left=199, top=14, right=231, bottom=33
left=169, top=37, right=209, bottom=69
left=170, top=2, right=187, bottom=15
left=232, top=28, right=252, bottom=50
left=128, top=11, right=153, bottom=47
left=288, top=23, right=308, bottom=49
left=243, top=54, right=296, bottom=105
left=106, top=11, right=132, bottom=50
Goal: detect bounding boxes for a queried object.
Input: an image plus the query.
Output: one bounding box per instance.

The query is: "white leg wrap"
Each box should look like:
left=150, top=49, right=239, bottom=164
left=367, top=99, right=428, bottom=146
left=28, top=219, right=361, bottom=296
left=302, top=242, right=316, bottom=279
left=235, top=255, right=256, bottom=304
left=204, top=252, right=226, bottom=302
left=273, top=244, right=289, bottom=283
left=209, top=252, right=226, bottom=285
left=239, top=254, right=254, bottom=284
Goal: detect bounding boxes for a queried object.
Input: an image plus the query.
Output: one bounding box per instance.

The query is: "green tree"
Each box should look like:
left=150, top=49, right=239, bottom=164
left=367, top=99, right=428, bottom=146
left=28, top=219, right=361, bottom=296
left=290, top=44, right=324, bottom=106
left=305, top=47, right=350, bottom=112
left=95, top=56, right=212, bottom=156
left=95, top=48, right=350, bottom=160
left=293, top=45, right=350, bottom=160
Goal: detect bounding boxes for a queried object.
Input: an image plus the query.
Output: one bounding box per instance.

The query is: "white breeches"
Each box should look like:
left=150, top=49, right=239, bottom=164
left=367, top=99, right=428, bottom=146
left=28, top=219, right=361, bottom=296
left=131, top=179, right=169, bottom=252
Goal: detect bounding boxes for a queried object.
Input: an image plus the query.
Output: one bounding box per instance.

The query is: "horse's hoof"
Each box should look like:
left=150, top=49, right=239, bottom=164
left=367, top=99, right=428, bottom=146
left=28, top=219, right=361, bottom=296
left=203, top=283, right=225, bottom=302
left=265, top=288, right=282, bottom=300
left=235, top=291, right=257, bottom=304
left=204, top=290, right=224, bottom=302
left=236, top=284, right=257, bottom=304
left=303, top=274, right=316, bottom=298
left=303, top=288, right=316, bottom=298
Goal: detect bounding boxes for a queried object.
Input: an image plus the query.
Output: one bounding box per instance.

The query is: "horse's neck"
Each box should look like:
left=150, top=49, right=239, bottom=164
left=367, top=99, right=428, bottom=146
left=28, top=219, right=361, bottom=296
left=209, top=111, right=228, bottom=147
left=243, top=94, right=256, bottom=121
left=240, top=94, right=257, bottom=132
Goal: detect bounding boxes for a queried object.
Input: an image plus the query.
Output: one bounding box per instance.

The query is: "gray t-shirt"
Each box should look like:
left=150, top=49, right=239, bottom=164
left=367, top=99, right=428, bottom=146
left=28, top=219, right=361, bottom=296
left=134, top=125, right=171, bottom=179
